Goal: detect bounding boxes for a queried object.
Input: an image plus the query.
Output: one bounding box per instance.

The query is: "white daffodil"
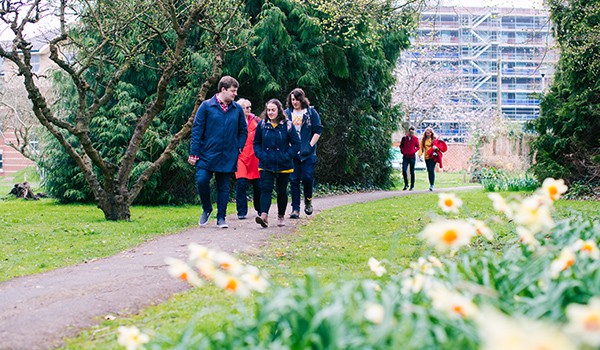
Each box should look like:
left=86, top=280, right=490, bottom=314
left=475, top=308, right=576, bottom=350
left=213, top=270, right=250, bottom=298
left=165, top=257, right=203, bottom=286
left=566, top=297, right=600, bottom=347
left=428, top=286, right=477, bottom=319
left=117, top=326, right=150, bottom=350
left=420, top=220, right=476, bottom=251
left=513, top=195, right=554, bottom=234
left=538, top=178, right=568, bottom=202
left=364, top=302, right=385, bottom=324
left=188, top=243, right=212, bottom=263
left=212, top=251, right=243, bottom=275
left=427, top=255, right=443, bottom=268
left=488, top=193, right=513, bottom=218
left=549, top=247, right=576, bottom=279
left=572, top=239, right=600, bottom=260
left=195, top=259, right=217, bottom=280
left=438, top=193, right=463, bottom=213
left=516, top=226, right=539, bottom=249
left=240, top=265, right=269, bottom=293
left=401, top=274, right=427, bottom=295
left=410, top=257, right=436, bottom=276
left=469, top=219, right=494, bottom=241
left=368, top=257, right=386, bottom=277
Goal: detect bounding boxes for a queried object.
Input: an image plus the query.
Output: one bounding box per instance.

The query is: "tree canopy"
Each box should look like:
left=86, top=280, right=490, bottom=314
left=529, top=0, right=600, bottom=185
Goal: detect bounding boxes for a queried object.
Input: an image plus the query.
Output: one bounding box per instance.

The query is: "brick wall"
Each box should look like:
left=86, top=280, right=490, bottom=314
left=0, top=133, right=34, bottom=176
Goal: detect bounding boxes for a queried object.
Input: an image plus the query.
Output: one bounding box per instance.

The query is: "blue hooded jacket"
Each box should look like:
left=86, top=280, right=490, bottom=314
left=190, top=95, right=247, bottom=173
left=253, top=119, right=300, bottom=173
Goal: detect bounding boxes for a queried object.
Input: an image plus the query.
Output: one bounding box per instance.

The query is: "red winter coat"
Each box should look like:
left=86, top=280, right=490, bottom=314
left=400, top=134, right=420, bottom=158
left=426, top=139, right=448, bottom=168
left=235, top=114, right=260, bottom=179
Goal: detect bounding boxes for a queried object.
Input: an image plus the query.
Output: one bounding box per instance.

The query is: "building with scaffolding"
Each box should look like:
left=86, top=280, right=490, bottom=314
left=403, top=6, right=557, bottom=143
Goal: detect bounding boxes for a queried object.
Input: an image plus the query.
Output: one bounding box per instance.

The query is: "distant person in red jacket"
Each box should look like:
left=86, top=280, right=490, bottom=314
left=418, top=127, right=447, bottom=191
left=235, top=99, right=261, bottom=220
left=399, top=125, right=420, bottom=191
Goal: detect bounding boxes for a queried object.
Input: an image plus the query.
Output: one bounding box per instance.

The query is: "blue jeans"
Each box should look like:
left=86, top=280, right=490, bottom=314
left=402, top=156, right=416, bottom=188
left=425, top=159, right=436, bottom=187
left=236, top=178, right=261, bottom=216
left=259, top=171, right=290, bottom=216
left=195, top=168, right=231, bottom=220
left=290, top=155, right=316, bottom=212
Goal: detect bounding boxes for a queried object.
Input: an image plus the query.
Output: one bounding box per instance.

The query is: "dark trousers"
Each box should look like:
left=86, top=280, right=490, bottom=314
left=259, top=171, right=290, bottom=216
left=195, top=169, right=231, bottom=220
left=236, top=178, right=261, bottom=216
left=290, top=155, right=316, bottom=211
left=402, top=156, right=416, bottom=188
left=425, top=159, right=436, bottom=187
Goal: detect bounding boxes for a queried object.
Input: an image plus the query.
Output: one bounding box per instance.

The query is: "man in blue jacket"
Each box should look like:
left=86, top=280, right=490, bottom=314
left=188, top=76, right=247, bottom=228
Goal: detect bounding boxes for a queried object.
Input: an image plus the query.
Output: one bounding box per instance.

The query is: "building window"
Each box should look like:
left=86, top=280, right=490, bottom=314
left=30, top=54, right=40, bottom=73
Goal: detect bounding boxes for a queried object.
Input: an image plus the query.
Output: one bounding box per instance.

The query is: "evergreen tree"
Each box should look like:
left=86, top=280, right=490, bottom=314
left=529, top=0, right=600, bottom=185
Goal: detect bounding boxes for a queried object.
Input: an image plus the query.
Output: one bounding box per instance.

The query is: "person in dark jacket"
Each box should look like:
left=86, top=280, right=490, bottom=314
left=399, top=125, right=420, bottom=191
left=188, top=76, right=247, bottom=229
left=253, top=99, right=301, bottom=228
left=284, top=88, right=323, bottom=219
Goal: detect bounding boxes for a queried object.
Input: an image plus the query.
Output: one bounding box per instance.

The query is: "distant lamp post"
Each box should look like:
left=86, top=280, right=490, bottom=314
left=540, top=65, right=548, bottom=93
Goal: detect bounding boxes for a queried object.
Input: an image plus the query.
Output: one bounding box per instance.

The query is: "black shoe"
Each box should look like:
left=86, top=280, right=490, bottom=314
left=429, top=186, right=433, bottom=191
left=237, top=214, right=246, bottom=220
left=289, top=210, right=300, bottom=219
left=409, top=186, right=414, bottom=191
left=304, top=199, right=313, bottom=215
left=402, top=186, right=408, bottom=191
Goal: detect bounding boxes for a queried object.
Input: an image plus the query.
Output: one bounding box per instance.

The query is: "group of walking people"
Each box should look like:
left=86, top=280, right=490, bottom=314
left=399, top=126, right=447, bottom=192
left=188, top=76, right=323, bottom=229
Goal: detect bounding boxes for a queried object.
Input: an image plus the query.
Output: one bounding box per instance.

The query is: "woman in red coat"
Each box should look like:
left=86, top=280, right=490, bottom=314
left=235, top=99, right=261, bottom=219
left=418, top=127, right=447, bottom=191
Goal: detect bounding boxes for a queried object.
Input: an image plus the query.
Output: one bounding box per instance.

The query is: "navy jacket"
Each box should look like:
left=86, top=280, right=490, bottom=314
left=285, top=107, right=324, bottom=161
left=190, top=96, right=247, bottom=173
left=253, top=119, right=301, bottom=173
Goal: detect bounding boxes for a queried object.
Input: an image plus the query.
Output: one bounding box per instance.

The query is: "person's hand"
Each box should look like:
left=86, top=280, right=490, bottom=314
left=433, top=145, right=439, bottom=150
left=188, top=156, right=198, bottom=166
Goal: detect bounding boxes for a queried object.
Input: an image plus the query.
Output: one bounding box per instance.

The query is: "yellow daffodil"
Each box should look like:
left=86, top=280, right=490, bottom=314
left=368, top=257, right=386, bottom=277
left=165, top=257, right=203, bottom=286
left=550, top=247, right=576, bottom=279
left=117, top=326, right=150, bottom=350
left=476, top=308, right=576, bottom=350
left=566, top=297, right=600, bottom=347
left=469, top=219, right=494, bottom=241
left=364, top=302, right=385, bottom=324
left=538, top=178, right=568, bottom=202
left=420, top=220, right=476, bottom=251
left=572, top=239, right=600, bottom=260
left=438, top=193, right=463, bottom=213
left=428, top=286, right=477, bottom=319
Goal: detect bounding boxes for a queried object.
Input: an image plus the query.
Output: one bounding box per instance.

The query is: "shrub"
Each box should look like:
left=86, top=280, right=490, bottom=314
left=478, top=167, right=539, bottom=192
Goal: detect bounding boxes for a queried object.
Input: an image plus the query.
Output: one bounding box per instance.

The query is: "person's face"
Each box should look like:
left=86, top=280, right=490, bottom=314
left=425, top=130, right=432, bottom=137
left=266, top=103, right=278, bottom=121
left=220, top=86, right=237, bottom=103
left=290, top=94, right=302, bottom=110
left=408, top=128, right=415, bottom=136
left=242, top=103, right=252, bottom=116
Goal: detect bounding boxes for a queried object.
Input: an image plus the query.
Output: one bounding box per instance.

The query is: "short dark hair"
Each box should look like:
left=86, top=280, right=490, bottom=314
left=409, top=126, right=415, bottom=131
left=286, top=88, right=310, bottom=109
left=218, top=76, right=239, bottom=92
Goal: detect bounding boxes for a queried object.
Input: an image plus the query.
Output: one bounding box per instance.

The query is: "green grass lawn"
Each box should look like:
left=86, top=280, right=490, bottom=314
left=390, top=169, right=475, bottom=191
left=60, top=189, right=600, bottom=349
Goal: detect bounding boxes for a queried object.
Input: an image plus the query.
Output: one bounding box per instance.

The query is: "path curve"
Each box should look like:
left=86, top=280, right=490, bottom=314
left=0, top=186, right=478, bottom=349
